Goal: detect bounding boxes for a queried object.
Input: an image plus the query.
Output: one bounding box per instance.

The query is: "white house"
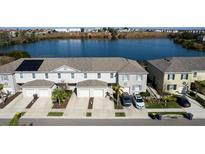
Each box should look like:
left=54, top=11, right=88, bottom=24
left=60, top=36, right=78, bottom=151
left=0, top=57, right=148, bottom=98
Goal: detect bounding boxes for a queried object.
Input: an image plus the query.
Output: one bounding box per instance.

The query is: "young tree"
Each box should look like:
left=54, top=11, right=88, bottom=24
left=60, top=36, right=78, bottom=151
left=112, top=84, right=123, bottom=105
left=52, top=88, right=69, bottom=105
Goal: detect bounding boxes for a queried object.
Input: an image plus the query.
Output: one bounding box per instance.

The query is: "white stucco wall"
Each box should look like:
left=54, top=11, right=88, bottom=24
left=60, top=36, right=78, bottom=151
left=15, top=72, right=117, bottom=84
left=118, top=73, right=147, bottom=94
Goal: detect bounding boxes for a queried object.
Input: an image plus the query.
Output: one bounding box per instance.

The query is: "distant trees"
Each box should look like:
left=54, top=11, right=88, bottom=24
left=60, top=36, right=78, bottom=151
left=169, top=32, right=205, bottom=51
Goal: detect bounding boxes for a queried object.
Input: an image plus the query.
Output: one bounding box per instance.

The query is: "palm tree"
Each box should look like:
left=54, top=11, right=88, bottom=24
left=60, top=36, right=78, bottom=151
left=112, top=84, right=123, bottom=105
left=52, top=88, right=68, bottom=105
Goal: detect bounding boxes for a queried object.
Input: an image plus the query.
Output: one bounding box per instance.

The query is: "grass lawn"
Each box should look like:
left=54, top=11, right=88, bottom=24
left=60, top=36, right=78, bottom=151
left=115, top=112, right=126, bottom=117
left=149, top=112, right=186, bottom=115
left=86, top=112, right=92, bottom=117
left=47, top=112, right=64, bottom=116
left=145, top=101, right=181, bottom=108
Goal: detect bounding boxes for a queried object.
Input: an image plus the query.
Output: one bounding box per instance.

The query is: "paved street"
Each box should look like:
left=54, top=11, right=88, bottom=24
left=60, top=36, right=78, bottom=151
left=13, top=118, right=205, bottom=126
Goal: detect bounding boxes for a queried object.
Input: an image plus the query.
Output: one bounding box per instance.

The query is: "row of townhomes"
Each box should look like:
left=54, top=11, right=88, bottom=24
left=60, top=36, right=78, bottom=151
left=0, top=57, right=147, bottom=98
left=1, top=56, right=205, bottom=98
left=147, top=57, right=205, bottom=94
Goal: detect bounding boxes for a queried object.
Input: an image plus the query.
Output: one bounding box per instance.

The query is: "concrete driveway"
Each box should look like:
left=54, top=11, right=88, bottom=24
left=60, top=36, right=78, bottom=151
left=64, top=94, right=89, bottom=117
left=24, top=97, right=53, bottom=117
left=92, top=98, right=115, bottom=117
left=0, top=94, right=32, bottom=118
left=184, top=96, right=205, bottom=119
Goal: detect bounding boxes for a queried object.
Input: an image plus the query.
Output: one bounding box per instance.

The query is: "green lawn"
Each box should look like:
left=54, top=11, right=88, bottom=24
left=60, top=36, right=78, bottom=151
left=47, top=112, right=64, bottom=116
left=115, top=112, right=126, bottom=117
left=145, top=101, right=181, bottom=108
left=86, top=112, right=92, bottom=117
left=149, top=112, right=186, bottom=115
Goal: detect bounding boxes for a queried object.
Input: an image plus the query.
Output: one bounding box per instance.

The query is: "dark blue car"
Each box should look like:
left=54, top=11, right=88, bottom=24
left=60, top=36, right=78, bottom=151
left=176, top=96, right=191, bottom=108
left=121, top=92, right=132, bottom=107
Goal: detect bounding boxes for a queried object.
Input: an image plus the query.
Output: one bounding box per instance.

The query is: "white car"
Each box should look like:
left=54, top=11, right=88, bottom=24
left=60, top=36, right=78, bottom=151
left=132, top=94, right=145, bottom=109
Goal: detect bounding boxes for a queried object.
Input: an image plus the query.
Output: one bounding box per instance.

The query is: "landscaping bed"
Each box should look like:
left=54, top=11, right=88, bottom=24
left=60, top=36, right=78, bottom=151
left=52, top=90, right=72, bottom=109
left=0, top=92, right=21, bottom=109
left=188, top=91, right=205, bottom=108
left=148, top=112, right=193, bottom=120
left=47, top=112, right=64, bottom=116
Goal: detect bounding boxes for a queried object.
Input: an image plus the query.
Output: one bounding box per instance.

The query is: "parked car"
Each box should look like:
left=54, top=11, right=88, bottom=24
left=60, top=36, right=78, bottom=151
left=121, top=92, right=132, bottom=107
left=132, top=94, right=145, bottom=109
left=176, top=96, right=191, bottom=107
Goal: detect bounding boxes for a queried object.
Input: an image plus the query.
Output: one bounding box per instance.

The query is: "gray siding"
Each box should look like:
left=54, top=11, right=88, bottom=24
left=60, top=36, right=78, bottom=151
left=146, top=63, right=164, bottom=92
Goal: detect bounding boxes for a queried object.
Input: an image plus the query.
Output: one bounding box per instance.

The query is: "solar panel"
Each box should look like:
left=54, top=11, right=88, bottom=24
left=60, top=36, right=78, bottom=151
left=15, top=60, right=44, bottom=71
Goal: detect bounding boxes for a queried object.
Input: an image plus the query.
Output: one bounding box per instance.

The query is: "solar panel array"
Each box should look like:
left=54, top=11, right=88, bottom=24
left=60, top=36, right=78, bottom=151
left=15, top=60, right=44, bottom=71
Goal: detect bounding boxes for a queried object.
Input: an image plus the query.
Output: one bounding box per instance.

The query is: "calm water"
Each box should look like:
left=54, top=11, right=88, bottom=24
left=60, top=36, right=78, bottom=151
left=1, top=38, right=205, bottom=60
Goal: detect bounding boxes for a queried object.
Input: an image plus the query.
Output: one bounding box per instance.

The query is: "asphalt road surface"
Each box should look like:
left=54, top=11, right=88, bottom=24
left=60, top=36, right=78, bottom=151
left=1, top=118, right=205, bottom=126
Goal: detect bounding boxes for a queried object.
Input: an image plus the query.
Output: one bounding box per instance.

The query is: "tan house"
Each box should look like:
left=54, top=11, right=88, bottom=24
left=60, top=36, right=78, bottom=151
left=146, top=57, right=205, bottom=94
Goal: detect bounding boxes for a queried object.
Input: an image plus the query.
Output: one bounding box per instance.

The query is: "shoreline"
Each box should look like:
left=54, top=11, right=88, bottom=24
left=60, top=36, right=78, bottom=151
left=0, top=32, right=169, bottom=47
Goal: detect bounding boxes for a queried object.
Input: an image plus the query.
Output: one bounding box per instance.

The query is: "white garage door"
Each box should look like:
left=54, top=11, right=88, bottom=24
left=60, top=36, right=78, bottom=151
left=39, top=89, right=50, bottom=97
left=78, top=89, right=90, bottom=97
left=93, top=89, right=104, bottom=97
left=25, top=89, right=36, bottom=97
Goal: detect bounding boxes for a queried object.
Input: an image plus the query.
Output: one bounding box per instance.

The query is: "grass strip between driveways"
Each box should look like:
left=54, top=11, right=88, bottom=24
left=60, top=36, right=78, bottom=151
left=86, top=112, right=92, bottom=117
left=115, top=112, right=126, bottom=117
left=47, top=112, right=64, bottom=116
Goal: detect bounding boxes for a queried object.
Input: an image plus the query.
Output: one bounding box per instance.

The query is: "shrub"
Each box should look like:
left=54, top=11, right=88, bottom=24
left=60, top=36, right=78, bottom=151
left=7, top=51, right=31, bottom=59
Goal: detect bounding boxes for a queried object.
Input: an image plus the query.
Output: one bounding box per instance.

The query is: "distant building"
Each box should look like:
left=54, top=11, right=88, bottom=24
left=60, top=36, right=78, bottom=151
left=54, top=29, right=69, bottom=32
left=197, top=35, right=205, bottom=42
left=67, top=28, right=81, bottom=32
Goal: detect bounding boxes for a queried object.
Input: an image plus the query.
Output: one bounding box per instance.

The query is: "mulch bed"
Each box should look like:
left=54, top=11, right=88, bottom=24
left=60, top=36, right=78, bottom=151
left=0, top=92, right=21, bottom=109
left=26, top=97, right=39, bottom=109
left=88, top=97, right=94, bottom=109
left=52, top=97, right=71, bottom=109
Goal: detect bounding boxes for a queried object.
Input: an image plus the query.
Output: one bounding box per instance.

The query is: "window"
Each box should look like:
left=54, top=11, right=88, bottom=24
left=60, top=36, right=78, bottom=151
left=123, top=74, right=129, bottom=81
left=45, top=73, right=48, bottom=79
left=168, top=74, right=175, bottom=80
left=193, top=72, right=197, bottom=77
left=167, top=84, right=177, bottom=90
left=110, top=73, right=114, bottom=78
left=84, top=73, right=87, bottom=78
left=58, top=73, right=61, bottom=79
left=32, top=73, right=35, bottom=79
left=181, top=73, right=188, bottom=80
left=1, top=75, right=8, bottom=81
left=97, top=73, right=101, bottom=79
left=20, top=73, right=23, bottom=79
left=71, top=73, right=74, bottom=79
left=136, top=75, right=142, bottom=81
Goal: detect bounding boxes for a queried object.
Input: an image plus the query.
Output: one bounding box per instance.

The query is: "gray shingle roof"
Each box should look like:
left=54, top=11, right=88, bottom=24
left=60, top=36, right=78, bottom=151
left=22, top=79, right=55, bottom=88
left=77, top=80, right=107, bottom=87
left=0, top=57, right=147, bottom=74
left=148, top=57, right=205, bottom=73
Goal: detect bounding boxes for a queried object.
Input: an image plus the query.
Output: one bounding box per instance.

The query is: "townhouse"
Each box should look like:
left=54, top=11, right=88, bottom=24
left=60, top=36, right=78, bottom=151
left=146, top=57, right=205, bottom=94
left=0, top=57, right=147, bottom=98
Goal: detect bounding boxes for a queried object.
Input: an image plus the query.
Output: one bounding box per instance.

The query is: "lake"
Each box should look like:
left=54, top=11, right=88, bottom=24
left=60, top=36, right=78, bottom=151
left=0, top=38, right=205, bottom=60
